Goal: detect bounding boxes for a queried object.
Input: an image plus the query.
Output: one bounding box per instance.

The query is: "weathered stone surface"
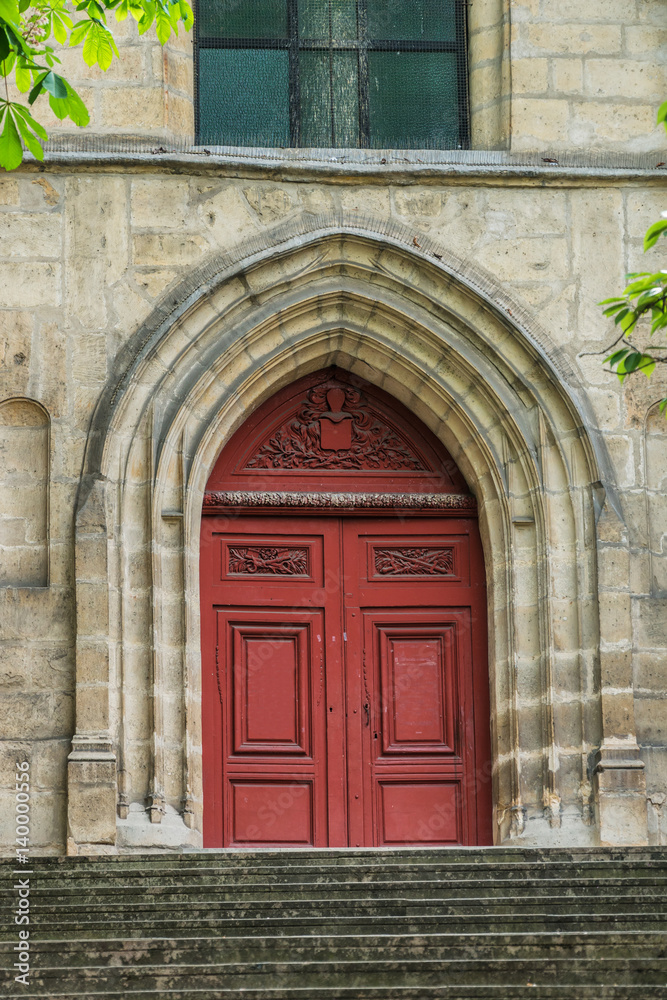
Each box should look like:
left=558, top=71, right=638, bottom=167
left=67, top=756, right=117, bottom=845
left=0, top=1, right=665, bottom=855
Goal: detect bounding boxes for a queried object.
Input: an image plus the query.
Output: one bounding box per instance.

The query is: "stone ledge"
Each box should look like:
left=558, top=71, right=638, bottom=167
left=15, top=143, right=667, bottom=185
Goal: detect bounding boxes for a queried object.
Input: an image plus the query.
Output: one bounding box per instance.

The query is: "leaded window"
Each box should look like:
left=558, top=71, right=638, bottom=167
left=196, top=0, right=469, bottom=149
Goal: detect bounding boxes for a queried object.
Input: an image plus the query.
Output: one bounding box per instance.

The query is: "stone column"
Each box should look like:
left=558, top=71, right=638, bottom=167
left=594, top=501, right=648, bottom=846
left=67, top=479, right=117, bottom=852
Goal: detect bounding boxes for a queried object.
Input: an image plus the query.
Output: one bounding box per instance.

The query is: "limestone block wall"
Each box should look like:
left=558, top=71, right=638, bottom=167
left=0, top=160, right=665, bottom=853
left=10, top=0, right=664, bottom=151
left=508, top=0, right=666, bottom=152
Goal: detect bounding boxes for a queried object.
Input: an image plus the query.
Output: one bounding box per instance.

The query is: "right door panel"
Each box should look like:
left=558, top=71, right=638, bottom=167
left=343, top=517, right=490, bottom=847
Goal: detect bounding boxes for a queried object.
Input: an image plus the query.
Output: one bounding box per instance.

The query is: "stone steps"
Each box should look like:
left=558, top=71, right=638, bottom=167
left=10, top=989, right=667, bottom=1000
left=1, top=848, right=665, bottom=998
left=2, top=930, right=663, bottom=967
left=18, top=956, right=667, bottom=993
left=6, top=864, right=667, bottom=886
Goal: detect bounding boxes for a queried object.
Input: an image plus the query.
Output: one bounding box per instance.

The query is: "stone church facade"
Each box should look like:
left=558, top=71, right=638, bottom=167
left=0, top=0, right=666, bottom=856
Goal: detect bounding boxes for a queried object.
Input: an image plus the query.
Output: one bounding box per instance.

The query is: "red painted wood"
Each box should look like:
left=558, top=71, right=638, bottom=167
left=205, top=368, right=470, bottom=496
left=200, top=369, right=492, bottom=848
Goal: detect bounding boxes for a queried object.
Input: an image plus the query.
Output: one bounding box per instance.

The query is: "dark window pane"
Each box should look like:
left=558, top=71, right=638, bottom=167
left=199, top=49, right=290, bottom=146
left=366, top=0, right=456, bottom=41
left=298, top=0, right=358, bottom=40
left=368, top=51, right=459, bottom=148
left=199, top=0, right=287, bottom=39
left=300, top=50, right=359, bottom=146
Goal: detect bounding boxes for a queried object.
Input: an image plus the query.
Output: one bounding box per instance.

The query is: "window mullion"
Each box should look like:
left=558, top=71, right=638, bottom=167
left=328, top=0, right=335, bottom=146
left=288, top=0, right=300, bottom=147
left=357, top=0, right=370, bottom=147
left=454, top=0, right=470, bottom=149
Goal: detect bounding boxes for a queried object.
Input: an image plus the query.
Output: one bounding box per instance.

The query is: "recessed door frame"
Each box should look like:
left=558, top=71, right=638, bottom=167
left=201, top=368, right=492, bottom=847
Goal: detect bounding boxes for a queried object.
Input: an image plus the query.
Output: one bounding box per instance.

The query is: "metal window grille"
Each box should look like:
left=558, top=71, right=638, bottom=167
left=195, top=0, right=470, bottom=149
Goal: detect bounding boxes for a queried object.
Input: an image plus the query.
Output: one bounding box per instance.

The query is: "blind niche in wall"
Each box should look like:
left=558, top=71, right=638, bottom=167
left=195, top=0, right=470, bottom=150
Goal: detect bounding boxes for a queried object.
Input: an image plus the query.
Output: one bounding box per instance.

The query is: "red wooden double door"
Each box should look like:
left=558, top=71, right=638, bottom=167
left=201, top=512, right=490, bottom=847
left=201, top=368, right=491, bottom=847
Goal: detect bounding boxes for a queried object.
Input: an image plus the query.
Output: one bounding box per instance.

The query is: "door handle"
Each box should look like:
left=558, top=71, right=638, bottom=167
left=363, top=703, right=370, bottom=727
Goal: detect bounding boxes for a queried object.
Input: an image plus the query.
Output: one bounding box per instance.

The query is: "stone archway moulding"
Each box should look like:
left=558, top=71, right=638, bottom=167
left=66, top=218, right=648, bottom=853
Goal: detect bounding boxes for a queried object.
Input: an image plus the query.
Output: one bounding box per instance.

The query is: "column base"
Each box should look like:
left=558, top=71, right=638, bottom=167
left=595, top=739, right=648, bottom=846
left=67, top=735, right=117, bottom=848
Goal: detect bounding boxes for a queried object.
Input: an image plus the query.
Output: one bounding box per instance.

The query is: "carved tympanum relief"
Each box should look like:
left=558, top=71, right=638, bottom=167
left=244, top=379, right=426, bottom=471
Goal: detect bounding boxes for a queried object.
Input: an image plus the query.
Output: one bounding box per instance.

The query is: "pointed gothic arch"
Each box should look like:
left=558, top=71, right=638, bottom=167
left=66, top=223, right=645, bottom=852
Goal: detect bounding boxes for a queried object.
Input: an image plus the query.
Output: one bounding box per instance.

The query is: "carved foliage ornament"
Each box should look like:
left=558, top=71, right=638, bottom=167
left=374, top=546, right=455, bottom=576
left=204, top=491, right=477, bottom=510
left=228, top=546, right=309, bottom=576
left=244, top=380, right=427, bottom=472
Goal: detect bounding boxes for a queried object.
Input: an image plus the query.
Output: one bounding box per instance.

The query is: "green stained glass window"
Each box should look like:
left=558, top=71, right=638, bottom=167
left=368, top=52, right=459, bottom=149
left=196, top=1, right=468, bottom=149
left=198, top=50, right=290, bottom=146
left=298, top=0, right=357, bottom=40
left=199, top=0, right=287, bottom=38
left=366, top=0, right=456, bottom=41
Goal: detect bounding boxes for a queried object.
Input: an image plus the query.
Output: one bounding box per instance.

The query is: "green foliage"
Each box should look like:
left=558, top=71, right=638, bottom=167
left=600, top=104, right=667, bottom=414
left=0, top=0, right=192, bottom=168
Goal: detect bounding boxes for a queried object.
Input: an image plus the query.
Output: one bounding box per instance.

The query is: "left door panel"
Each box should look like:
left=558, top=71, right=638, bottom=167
left=201, top=518, right=337, bottom=847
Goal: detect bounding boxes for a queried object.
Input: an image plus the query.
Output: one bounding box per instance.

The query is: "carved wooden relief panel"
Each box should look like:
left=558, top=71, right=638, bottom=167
left=374, top=546, right=455, bottom=577
left=244, top=378, right=427, bottom=472
left=228, top=546, right=309, bottom=576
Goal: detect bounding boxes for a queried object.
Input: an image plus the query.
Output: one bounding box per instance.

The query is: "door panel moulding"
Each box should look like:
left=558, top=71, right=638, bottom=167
left=67, top=223, right=647, bottom=853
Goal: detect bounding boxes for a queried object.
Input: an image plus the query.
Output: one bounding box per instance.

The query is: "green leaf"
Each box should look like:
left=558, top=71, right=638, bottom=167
left=658, top=100, right=667, bottom=129
left=12, top=107, right=44, bottom=160
left=41, top=71, right=67, bottom=99
left=3, top=20, right=29, bottom=56
left=644, top=219, right=667, bottom=251
left=178, top=0, right=192, bottom=29
left=0, top=108, right=24, bottom=170
left=52, top=11, right=71, bottom=44
left=639, top=355, right=656, bottom=378
left=636, top=288, right=665, bottom=311
left=0, top=26, right=11, bottom=62
left=82, top=22, right=100, bottom=64
left=70, top=19, right=92, bottom=45
left=81, top=21, right=117, bottom=68
left=620, top=311, right=638, bottom=335
left=602, top=302, right=627, bottom=318
left=621, top=352, right=643, bottom=373
left=605, top=348, right=630, bottom=367
left=48, top=80, right=90, bottom=126
left=28, top=76, right=44, bottom=105
left=659, top=398, right=667, bottom=415
left=12, top=103, right=48, bottom=139
left=137, top=0, right=155, bottom=33
left=0, top=0, right=21, bottom=27
left=154, top=5, right=171, bottom=43
left=65, top=81, right=90, bottom=126
left=624, top=275, right=656, bottom=295
left=651, top=312, right=667, bottom=335
left=14, top=59, right=31, bottom=92
left=0, top=49, right=16, bottom=75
